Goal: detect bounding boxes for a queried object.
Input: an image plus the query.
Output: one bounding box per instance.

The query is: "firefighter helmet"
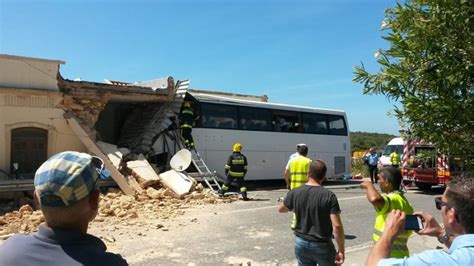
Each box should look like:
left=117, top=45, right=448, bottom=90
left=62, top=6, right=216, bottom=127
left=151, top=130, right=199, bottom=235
left=233, top=143, right=242, bottom=152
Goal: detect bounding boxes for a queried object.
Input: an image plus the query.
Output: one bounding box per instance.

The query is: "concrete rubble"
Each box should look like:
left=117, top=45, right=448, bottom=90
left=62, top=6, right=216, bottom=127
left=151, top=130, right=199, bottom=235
left=0, top=185, right=238, bottom=240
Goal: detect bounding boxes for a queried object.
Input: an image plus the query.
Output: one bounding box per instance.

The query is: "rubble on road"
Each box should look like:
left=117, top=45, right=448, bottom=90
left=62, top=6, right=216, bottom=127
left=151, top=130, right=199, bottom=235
left=0, top=185, right=238, bottom=239
left=0, top=204, right=44, bottom=236
left=96, top=187, right=237, bottom=222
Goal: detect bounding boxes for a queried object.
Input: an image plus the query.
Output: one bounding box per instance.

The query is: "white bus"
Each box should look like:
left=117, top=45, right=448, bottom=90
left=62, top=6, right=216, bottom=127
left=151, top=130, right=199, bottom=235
left=189, top=93, right=351, bottom=181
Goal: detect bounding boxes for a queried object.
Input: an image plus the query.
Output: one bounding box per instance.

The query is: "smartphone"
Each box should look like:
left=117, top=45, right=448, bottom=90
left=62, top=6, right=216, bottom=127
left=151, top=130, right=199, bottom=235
left=405, top=215, right=424, bottom=230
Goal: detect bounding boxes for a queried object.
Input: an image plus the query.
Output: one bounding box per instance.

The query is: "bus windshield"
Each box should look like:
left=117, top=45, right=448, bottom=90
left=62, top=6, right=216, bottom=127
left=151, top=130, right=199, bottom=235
left=383, top=145, right=403, bottom=156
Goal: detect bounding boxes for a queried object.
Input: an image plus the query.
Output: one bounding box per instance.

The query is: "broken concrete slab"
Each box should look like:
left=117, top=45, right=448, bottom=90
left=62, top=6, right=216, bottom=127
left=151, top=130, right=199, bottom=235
left=127, top=154, right=160, bottom=183
left=67, top=117, right=136, bottom=195
left=96, top=141, right=130, bottom=168
left=159, top=169, right=194, bottom=198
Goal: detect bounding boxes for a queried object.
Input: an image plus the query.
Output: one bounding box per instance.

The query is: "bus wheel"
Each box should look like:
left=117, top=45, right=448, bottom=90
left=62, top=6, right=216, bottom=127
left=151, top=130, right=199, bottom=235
left=415, top=182, right=432, bottom=190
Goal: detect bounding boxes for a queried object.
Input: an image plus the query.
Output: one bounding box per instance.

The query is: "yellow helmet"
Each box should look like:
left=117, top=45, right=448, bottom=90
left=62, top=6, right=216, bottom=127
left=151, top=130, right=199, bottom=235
left=183, top=102, right=191, bottom=108
left=233, top=143, right=242, bottom=152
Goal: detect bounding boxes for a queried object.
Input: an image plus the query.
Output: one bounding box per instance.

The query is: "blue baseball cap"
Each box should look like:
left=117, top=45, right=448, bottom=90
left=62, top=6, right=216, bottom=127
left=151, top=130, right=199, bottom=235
left=34, top=151, right=109, bottom=207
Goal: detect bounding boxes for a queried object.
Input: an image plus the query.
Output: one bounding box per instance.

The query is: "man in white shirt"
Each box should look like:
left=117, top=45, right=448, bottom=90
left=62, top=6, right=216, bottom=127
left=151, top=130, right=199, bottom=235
left=286, top=144, right=307, bottom=169
left=283, top=143, right=307, bottom=189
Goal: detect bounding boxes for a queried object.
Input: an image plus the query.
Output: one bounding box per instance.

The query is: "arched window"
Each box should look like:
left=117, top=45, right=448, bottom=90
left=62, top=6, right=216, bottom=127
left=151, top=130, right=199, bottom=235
left=10, top=127, right=48, bottom=178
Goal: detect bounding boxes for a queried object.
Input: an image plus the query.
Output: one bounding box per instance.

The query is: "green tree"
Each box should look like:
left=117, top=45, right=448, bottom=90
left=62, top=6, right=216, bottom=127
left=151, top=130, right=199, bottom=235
left=350, top=131, right=395, bottom=152
left=353, top=0, right=473, bottom=168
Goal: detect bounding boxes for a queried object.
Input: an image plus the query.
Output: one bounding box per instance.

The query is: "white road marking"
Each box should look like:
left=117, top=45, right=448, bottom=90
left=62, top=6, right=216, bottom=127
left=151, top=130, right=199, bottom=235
left=220, top=195, right=366, bottom=215
left=338, top=196, right=366, bottom=201
left=345, top=241, right=374, bottom=253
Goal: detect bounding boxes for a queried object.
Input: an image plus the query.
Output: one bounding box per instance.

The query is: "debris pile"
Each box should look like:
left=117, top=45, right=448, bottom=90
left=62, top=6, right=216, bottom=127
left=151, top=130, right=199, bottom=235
left=0, top=205, right=44, bottom=237
left=96, top=186, right=237, bottom=223
left=0, top=185, right=237, bottom=239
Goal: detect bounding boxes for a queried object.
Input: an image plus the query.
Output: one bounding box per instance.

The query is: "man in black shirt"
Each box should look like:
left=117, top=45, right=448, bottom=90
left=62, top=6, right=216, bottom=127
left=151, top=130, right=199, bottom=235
left=279, top=159, right=345, bottom=266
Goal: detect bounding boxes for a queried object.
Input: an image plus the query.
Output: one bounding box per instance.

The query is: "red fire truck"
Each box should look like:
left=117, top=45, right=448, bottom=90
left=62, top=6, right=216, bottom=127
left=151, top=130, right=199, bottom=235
left=400, top=138, right=464, bottom=190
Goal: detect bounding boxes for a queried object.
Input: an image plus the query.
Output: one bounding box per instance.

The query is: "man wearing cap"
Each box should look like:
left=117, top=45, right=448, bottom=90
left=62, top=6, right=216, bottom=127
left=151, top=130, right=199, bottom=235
left=0, top=151, right=128, bottom=265
left=364, top=147, right=380, bottom=183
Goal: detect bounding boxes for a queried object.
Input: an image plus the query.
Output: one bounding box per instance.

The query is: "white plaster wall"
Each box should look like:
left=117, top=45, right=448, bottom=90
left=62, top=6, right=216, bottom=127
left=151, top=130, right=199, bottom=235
left=0, top=56, right=62, bottom=91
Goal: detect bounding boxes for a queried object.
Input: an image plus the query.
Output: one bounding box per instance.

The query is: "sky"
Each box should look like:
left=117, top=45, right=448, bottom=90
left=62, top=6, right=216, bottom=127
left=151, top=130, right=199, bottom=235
left=0, top=0, right=401, bottom=135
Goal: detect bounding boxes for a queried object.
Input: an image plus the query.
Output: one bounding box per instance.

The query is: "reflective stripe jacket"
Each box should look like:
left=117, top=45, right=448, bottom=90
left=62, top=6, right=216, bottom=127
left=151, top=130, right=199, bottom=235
left=225, top=152, right=248, bottom=177
left=180, top=107, right=194, bottom=128
left=373, top=192, right=414, bottom=258
left=390, top=152, right=401, bottom=165
left=289, top=155, right=311, bottom=190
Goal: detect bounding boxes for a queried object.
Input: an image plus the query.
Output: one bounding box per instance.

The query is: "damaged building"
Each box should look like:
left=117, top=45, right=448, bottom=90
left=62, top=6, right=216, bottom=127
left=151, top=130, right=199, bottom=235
left=1, top=53, right=351, bottom=201
left=0, top=54, right=222, bottom=197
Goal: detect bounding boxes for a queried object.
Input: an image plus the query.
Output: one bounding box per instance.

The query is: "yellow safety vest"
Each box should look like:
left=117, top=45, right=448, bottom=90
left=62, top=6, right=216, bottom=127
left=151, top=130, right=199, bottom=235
left=289, top=156, right=311, bottom=190
left=390, top=152, right=401, bottom=165
left=373, top=192, right=414, bottom=258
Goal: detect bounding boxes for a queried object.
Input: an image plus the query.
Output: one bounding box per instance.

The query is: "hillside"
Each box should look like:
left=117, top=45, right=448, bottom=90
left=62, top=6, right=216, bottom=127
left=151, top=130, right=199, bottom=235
left=350, top=131, right=397, bottom=152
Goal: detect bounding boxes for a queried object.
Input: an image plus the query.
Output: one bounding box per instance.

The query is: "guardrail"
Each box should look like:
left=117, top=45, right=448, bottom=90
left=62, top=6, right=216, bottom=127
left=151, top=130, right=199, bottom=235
left=0, top=180, right=34, bottom=193
left=0, top=179, right=118, bottom=193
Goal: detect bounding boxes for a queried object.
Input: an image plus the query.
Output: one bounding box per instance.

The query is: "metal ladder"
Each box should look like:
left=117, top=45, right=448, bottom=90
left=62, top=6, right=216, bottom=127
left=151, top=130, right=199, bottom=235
left=188, top=149, right=222, bottom=192
left=169, top=129, right=222, bottom=193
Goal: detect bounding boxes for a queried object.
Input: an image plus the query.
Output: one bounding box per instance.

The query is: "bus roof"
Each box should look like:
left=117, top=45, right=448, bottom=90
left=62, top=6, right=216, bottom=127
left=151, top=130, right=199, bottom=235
left=190, top=92, right=346, bottom=115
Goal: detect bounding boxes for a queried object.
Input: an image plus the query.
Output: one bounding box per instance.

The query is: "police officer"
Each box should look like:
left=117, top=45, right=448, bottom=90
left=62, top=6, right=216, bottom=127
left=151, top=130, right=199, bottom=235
left=284, top=145, right=311, bottom=190
left=179, top=102, right=195, bottom=149
left=360, top=167, right=414, bottom=258
left=364, top=147, right=380, bottom=183
left=218, top=143, right=249, bottom=200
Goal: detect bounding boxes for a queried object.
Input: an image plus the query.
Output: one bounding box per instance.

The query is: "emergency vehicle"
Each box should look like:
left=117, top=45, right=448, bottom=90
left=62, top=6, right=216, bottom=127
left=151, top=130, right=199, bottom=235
left=394, top=137, right=464, bottom=190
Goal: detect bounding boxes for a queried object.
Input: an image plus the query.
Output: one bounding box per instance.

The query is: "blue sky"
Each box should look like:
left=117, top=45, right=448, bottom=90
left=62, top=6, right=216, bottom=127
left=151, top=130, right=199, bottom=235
left=0, top=0, right=400, bottom=134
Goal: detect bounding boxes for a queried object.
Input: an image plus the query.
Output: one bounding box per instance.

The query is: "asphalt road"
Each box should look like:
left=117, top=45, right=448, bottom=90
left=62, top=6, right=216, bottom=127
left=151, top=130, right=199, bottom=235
left=105, top=180, right=445, bottom=265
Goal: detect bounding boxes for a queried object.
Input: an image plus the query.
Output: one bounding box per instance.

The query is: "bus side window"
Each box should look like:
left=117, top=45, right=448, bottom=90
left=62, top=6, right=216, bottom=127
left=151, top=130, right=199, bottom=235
left=302, top=113, right=329, bottom=134
left=328, top=115, right=347, bottom=135
left=275, top=117, right=288, bottom=132
left=219, top=120, right=235, bottom=129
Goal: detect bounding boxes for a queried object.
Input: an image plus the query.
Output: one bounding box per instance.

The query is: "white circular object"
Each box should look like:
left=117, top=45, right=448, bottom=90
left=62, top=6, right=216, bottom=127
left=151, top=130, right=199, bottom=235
left=170, top=149, right=192, bottom=172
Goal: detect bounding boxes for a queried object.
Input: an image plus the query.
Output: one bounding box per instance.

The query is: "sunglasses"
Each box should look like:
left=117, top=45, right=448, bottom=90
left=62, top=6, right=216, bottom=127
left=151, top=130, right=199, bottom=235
left=435, top=197, right=451, bottom=210
left=91, top=156, right=105, bottom=175
left=91, top=156, right=111, bottom=188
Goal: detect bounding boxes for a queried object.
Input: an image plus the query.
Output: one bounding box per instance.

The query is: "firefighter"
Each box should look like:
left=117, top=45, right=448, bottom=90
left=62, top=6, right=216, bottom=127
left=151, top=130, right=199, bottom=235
left=218, top=143, right=249, bottom=200
left=284, top=145, right=311, bottom=190
left=390, top=150, right=401, bottom=168
left=179, top=101, right=195, bottom=149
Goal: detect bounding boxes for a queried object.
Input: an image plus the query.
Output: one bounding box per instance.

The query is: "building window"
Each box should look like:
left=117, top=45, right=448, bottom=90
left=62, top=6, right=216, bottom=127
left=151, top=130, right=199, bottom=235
left=10, top=127, right=48, bottom=178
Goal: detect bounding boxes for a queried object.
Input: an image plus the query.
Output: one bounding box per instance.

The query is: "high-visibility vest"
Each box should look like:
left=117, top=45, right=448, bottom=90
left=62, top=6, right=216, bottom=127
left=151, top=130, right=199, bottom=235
left=373, top=192, right=414, bottom=258
left=289, top=155, right=311, bottom=190
left=390, top=152, right=401, bottom=165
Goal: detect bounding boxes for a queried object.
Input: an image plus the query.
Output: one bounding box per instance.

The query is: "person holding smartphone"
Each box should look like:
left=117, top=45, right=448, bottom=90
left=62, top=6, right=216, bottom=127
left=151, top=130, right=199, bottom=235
left=366, top=173, right=474, bottom=266
left=360, top=167, right=414, bottom=258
